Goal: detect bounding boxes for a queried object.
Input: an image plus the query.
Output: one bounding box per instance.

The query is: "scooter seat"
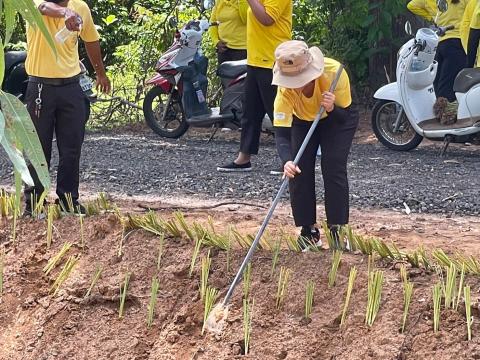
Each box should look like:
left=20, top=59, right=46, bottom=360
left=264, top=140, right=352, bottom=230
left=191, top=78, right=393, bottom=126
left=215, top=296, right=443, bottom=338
left=5, top=51, right=27, bottom=74
left=217, top=59, right=247, bottom=79
left=453, top=68, right=480, bottom=94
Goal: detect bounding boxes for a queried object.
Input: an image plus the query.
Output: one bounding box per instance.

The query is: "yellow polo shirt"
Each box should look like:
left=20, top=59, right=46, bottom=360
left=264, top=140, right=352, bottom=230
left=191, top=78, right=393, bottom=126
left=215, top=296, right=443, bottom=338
left=209, top=0, right=248, bottom=49
left=407, top=0, right=471, bottom=42
left=273, top=58, right=352, bottom=127
left=26, top=0, right=100, bottom=78
left=461, top=0, right=480, bottom=65
left=247, top=0, right=292, bottom=68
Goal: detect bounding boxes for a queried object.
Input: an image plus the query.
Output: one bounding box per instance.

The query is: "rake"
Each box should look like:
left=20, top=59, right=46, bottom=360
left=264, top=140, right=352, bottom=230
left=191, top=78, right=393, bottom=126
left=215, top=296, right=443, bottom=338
left=204, top=64, right=346, bottom=334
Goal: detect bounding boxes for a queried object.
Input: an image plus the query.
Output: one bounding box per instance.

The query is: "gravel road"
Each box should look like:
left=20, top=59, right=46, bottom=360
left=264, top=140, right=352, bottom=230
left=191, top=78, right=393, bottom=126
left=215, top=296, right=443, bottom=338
left=1, top=125, right=479, bottom=216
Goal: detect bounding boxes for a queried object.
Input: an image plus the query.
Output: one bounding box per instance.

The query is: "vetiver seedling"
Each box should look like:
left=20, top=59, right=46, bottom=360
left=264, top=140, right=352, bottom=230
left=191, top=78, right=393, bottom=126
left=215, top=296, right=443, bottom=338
left=305, top=279, right=315, bottom=320
left=341, top=267, right=357, bottom=326
left=443, top=263, right=457, bottom=309
left=365, top=268, right=384, bottom=327
left=243, top=298, right=254, bottom=355
left=84, top=265, right=103, bottom=299
left=175, top=211, right=195, bottom=241
left=43, top=242, right=72, bottom=275
left=433, top=282, right=442, bottom=333
left=202, top=286, right=218, bottom=335
left=119, top=271, right=131, bottom=319
left=328, top=250, right=342, bottom=287
left=402, top=280, right=414, bottom=333
left=455, top=264, right=465, bottom=311
left=276, top=267, right=292, bottom=310
left=46, top=204, right=55, bottom=249
left=189, top=235, right=203, bottom=277
left=271, top=239, right=281, bottom=276
left=465, top=285, right=472, bottom=340
left=200, top=250, right=212, bottom=302
left=147, top=276, right=160, bottom=328
left=243, top=262, right=252, bottom=300
left=51, top=255, right=79, bottom=296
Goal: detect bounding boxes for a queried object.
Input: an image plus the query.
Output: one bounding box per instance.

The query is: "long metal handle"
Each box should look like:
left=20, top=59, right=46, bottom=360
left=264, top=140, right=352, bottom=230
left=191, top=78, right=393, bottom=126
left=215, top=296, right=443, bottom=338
left=222, top=64, right=346, bottom=306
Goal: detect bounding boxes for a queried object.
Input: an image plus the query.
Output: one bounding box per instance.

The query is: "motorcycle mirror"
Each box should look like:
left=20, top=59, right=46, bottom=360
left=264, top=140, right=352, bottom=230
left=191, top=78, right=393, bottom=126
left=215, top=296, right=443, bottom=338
left=404, top=21, right=413, bottom=36
left=203, top=0, right=215, bottom=10
left=437, top=0, right=448, bottom=13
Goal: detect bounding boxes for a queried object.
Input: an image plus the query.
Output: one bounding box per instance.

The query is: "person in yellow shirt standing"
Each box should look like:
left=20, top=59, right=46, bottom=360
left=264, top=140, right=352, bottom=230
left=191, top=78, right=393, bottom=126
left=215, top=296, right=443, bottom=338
left=407, top=0, right=470, bottom=102
left=209, top=0, right=248, bottom=64
left=272, top=40, right=358, bottom=250
left=463, top=0, right=480, bottom=67
left=217, top=0, right=292, bottom=172
left=24, top=0, right=111, bottom=215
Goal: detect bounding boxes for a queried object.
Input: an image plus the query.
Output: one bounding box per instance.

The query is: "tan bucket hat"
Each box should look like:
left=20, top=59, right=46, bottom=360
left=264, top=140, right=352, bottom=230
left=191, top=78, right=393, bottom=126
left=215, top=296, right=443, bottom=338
left=272, top=40, right=325, bottom=89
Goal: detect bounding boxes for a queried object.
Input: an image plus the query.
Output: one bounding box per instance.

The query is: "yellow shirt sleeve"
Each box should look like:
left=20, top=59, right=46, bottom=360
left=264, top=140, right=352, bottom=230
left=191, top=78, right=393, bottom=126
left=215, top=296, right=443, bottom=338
left=238, top=0, right=248, bottom=24
left=264, top=0, right=290, bottom=23
left=209, top=4, right=220, bottom=45
left=273, top=87, right=294, bottom=128
left=333, top=69, right=352, bottom=108
left=407, top=0, right=436, bottom=22
left=461, top=0, right=475, bottom=50
left=79, top=3, right=100, bottom=42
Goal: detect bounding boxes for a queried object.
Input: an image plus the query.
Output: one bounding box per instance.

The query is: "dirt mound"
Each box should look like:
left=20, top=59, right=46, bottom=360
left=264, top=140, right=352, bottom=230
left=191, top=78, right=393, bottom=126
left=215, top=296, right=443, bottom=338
left=1, top=209, right=480, bottom=360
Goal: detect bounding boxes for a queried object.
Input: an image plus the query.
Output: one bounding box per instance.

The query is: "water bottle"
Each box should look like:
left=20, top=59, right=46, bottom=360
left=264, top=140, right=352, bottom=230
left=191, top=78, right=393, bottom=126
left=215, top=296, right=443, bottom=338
left=55, top=26, right=73, bottom=43
left=55, top=16, right=82, bottom=44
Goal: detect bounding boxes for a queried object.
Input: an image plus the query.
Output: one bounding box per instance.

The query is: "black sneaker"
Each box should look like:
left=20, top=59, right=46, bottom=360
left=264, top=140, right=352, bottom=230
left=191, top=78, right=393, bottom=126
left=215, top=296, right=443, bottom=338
left=217, top=161, right=252, bottom=173
left=298, top=227, right=322, bottom=252
left=55, top=199, right=86, bottom=215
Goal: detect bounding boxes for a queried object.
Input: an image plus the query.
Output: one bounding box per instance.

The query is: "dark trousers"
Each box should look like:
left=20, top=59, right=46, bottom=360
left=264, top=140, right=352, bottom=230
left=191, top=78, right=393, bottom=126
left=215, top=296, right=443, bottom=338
left=240, top=66, right=276, bottom=155
left=467, top=28, right=480, bottom=68
left=434, top=38, right=466, bottom=102
left=289, top=107, right=359, bottom=227
left=217, top=48, right=247, bottom=65
left=24, top=80, right=86, bottom=204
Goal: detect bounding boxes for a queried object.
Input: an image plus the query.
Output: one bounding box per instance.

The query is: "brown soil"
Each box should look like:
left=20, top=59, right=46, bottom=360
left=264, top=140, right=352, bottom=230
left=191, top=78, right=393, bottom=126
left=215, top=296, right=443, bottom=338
left=1, top=200, right=480, bottom=360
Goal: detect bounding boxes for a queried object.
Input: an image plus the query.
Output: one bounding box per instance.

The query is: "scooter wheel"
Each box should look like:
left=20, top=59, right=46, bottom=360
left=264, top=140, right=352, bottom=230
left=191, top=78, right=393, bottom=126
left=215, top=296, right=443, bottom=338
left=143, top=86, right=188, bottom=138
left=371, top=100, right=423, bottom=151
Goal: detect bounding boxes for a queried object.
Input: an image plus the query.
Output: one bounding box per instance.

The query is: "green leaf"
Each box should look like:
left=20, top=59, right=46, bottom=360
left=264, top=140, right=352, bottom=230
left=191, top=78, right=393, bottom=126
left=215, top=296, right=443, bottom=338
left=0, top=110, right=34, bottom=186
left=103, top=14, right=118, bottom=25
left=0, top=107, right=5, bottom=143
left=11, top=0, right=57, bottom=57
left=0, top=92, right=50, bottom=189
left=0, top=43, right=4, bottom=87
left=4, top=0, right=17, bottom=45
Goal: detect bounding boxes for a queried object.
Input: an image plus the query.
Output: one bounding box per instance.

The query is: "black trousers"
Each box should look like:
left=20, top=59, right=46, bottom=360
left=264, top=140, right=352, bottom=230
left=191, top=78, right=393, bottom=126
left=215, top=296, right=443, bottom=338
left=240, top=66, right=277, bottom=155
left=289, top=107, right=359, bottom=227
left=467, top=28, right=480, bottom=68
left=217, top=48, right=247, bottom=65
left=24, top=80, right=86, bottom=203
left=434, top=38, right=466, bottom=102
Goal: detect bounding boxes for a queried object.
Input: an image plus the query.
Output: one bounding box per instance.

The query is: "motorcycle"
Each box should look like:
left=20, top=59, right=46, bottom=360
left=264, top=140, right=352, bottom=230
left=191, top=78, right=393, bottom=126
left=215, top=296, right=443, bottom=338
left=372, top=23, right=480, bottom=152
left=3, top=51, right=28, bottom=100
left=143, top=18, right=257, bottom=139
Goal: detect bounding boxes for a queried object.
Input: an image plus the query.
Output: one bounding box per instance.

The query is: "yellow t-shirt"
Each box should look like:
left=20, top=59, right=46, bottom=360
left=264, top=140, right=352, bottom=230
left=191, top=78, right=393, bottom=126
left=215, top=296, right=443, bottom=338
left=273, top=58, right=352, bottom=128
left=246, top=0, right=292, bottom=68
left=26, top=0, right=100, bottom=78
left=461, top=0, right=480, bottom=65
left=209, top=0, right=248, bottom=49
left=407, top=0, right=471, bottom=42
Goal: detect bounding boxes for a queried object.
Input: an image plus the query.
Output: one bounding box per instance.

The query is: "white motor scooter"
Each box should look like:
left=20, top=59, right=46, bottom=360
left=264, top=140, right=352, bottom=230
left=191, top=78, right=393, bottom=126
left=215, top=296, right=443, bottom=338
left=372, top=23, right=480, bottom=151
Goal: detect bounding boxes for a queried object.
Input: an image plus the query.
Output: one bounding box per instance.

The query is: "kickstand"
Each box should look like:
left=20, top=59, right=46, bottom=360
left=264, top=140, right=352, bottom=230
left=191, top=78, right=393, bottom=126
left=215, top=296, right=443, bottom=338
left=440, top=135, right=453, bottom=157
left=207, top=126, right=220, bottom=144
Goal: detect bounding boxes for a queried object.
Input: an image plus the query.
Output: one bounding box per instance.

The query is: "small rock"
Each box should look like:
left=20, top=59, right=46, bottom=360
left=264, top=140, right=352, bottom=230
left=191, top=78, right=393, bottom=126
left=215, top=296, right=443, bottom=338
left=166, top=331, right=179, bottom=344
